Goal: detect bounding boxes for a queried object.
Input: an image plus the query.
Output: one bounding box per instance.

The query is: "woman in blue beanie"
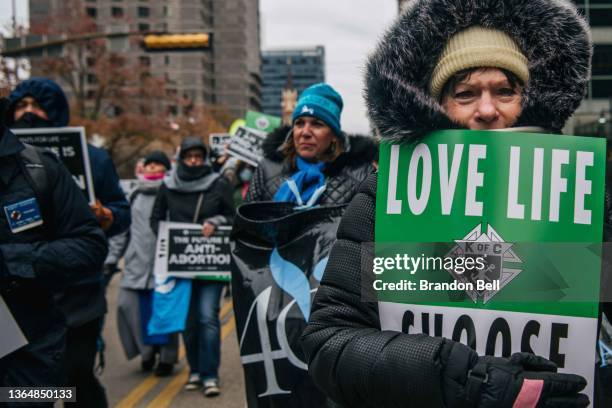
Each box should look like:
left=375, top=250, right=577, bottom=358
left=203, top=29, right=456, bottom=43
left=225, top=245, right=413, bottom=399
left=246, top=83, right=376, bottom=206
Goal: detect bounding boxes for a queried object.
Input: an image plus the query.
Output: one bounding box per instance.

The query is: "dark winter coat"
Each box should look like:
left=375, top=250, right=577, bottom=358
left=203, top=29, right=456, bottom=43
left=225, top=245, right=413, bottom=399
left=301, top=1, right=594, bottom=407
left=87, top=144, right=131, bottom=238
left=54, top=144, right=131, bottom=327
left=246, top=126, right=377, bottom=205
left=0, top=129, right=107, bottom=386
left=8, top=78, right=131, bottom=327
left=150, top=172, right=235, bottom=233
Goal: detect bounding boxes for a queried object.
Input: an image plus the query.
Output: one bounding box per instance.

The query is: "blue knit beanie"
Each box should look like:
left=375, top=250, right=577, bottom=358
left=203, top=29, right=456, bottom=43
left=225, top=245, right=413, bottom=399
left=292, top=83, right=343, bottom=138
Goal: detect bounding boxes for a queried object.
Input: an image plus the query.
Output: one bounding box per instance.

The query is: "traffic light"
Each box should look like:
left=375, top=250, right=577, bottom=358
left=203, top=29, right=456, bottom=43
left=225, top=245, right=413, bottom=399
left=143, top=33, right=210, bottom=51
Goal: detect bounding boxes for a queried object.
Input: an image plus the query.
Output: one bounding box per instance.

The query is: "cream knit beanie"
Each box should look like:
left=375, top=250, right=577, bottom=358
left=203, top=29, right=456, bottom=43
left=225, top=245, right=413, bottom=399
left=429, top=26, right=529, bottom=98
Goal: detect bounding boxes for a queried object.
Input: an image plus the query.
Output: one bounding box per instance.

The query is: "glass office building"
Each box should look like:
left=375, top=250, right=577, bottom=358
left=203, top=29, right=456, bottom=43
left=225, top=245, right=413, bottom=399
left=261, top=47, right=325, bottom=117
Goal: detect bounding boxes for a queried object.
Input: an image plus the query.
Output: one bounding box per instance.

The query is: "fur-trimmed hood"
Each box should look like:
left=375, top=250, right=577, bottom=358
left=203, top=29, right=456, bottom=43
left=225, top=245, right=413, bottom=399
left=261, top=125, right=377, bottom=173
left=365, top=0, right=592, bottom=144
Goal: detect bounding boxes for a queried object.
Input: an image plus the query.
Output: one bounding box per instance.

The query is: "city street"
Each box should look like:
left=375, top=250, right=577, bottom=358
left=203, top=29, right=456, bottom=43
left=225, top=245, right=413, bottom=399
left=100, top=277, right=246, bottom=408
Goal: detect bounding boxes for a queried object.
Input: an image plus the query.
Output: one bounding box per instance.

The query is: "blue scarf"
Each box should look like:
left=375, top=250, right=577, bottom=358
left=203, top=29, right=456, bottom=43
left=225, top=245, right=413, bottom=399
left=273, top=157, right=326, bottom=206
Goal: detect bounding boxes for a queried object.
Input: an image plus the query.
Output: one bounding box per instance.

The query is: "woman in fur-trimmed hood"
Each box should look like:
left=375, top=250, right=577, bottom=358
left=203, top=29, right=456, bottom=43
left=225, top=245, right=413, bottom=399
left=246, top=83, right=377, bottom=206
left=302, top=1, right=597, bottom=407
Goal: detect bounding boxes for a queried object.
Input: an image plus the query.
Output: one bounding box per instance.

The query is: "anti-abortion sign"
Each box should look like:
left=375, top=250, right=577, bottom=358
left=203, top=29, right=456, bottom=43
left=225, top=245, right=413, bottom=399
left=374, top=130, right=606, bottom=402
left=209, top=133, right=232, bottom=156
left=245, top=110, right=281, bottom=133
left=12, top=127, right=95, bottom=204
left=227, top=126, right=266, bottom=167
left=154, top=221, right=231, bottom=282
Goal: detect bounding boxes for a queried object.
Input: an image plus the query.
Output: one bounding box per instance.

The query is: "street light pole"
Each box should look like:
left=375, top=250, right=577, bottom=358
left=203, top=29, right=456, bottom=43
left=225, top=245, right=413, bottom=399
left=11, top=0, right=17, bottom=34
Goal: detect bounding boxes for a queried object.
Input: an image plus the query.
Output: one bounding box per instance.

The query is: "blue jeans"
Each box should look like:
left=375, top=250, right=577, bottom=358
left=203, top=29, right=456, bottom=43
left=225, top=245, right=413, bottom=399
left=183, top=280, right=224, bottom=381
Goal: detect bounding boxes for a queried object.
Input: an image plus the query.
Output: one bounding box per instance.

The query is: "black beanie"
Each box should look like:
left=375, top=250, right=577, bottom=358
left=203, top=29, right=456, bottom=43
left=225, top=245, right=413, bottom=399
left=144, top=150, right=171, bottom=170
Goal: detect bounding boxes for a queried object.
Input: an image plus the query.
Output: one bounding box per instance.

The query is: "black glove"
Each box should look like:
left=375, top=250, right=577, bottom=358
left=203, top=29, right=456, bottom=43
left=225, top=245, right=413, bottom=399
left=0, top=97, right=9, bottom=130
left=103, top=263, right=119, bottom=278
left=442, top=341, right=589, bottom=408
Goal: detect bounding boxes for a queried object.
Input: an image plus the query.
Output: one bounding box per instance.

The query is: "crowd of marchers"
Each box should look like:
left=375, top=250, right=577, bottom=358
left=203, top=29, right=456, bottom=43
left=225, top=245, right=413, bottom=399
left=2, top=0, right=612, bottom=407
left=0, top=74, right=376, bottom=407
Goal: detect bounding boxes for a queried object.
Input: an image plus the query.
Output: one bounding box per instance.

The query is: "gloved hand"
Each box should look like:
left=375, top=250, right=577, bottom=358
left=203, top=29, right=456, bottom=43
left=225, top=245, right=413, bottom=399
left=442, top=341, right=589, bottom=408
left=90, top=199, right=114, bottom=231
left=103, top=263, right=119, bottom=279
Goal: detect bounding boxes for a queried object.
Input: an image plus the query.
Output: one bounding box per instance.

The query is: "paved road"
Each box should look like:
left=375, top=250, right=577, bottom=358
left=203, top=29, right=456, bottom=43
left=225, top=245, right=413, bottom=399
left=99, top=276, right=246, bottom=408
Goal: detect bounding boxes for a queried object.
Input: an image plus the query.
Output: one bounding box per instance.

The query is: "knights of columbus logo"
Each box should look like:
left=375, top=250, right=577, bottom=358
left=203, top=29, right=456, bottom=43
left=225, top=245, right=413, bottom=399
left=256, top=116, right=270, bottom=130
left=301, top=105, right=314, bottom=115
left=445, top=223, right=522, bottom=304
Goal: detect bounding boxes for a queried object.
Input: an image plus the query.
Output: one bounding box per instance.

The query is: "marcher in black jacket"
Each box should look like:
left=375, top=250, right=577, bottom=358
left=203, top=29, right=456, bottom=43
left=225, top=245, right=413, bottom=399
left=302, top=1, right=596, bottom=407
left=6, top=77, right=130, bottom=408
left=0, top=120, right=107, bottom=404
left=246, top=83, right=376, bottom=206
left=150, top=137, right=234, bottom=397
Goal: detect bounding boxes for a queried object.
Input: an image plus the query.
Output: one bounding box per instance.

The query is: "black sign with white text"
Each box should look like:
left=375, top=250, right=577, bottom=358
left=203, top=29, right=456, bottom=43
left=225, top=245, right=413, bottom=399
left=154, top=222, right=231, bottom=281
left=12, top=127, right=95, bottom=204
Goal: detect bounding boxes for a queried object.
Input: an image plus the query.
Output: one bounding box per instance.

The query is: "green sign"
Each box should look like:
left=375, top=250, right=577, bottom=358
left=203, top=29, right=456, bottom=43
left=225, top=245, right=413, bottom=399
left=375, top=129, right=606, bottom=399
left=245, top=111, right=281, bottom=133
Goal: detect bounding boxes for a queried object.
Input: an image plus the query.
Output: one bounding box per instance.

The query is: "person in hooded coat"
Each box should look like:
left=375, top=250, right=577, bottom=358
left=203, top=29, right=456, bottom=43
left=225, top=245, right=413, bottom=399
left=301, top=1, right=601, bottom=407
left=0, top=99, right=107, bottom=407
left=246, top=83, right=377, bottom=206
left=150, top=137, right=234, bottom=397
left=6, top=77, right=130, bottom=408
left=116, top=151, right=180, bottom=376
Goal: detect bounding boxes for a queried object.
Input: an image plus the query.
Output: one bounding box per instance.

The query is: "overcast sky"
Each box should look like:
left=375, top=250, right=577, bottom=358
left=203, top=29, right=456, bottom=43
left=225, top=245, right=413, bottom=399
left=0, top=0, right=398, bottom=133
left=260, top=0, right=398, bottom=134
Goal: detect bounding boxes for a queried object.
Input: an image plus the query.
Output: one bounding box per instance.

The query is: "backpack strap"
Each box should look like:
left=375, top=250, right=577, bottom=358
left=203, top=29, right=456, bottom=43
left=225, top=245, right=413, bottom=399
left=128, top=189, right=141, bottom=206
left=19, top=144, right=50, bottom=196
left=18, top=143, right=54, bottom=238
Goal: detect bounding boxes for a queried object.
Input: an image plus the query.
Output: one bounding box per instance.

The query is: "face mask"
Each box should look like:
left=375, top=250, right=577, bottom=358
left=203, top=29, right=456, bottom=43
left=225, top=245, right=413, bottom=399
left=239, top=168, right=253, bottom=182
left=140, top=172, right=165, bottom=181
left=12, top=112, right=53, bottom=129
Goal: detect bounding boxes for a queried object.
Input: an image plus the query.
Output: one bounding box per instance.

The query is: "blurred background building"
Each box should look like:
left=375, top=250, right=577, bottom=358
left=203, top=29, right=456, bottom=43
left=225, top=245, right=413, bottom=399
left=261, top=46, right=325, bottom=117
left=569, top=0, right=612, bottom=141
left=16, top=0, right=262, bottom=118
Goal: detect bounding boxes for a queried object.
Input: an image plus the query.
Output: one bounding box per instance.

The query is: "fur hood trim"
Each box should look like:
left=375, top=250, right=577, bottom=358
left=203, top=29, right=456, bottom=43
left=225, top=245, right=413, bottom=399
left=261, top=125, right=377, bottom=170
left=365, top=0, right=592, bottom=143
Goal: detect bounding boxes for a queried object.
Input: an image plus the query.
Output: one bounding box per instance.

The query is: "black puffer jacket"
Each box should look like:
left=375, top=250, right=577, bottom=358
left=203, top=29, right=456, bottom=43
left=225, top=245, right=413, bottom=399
left=246, top=126, right=377, bottom=205
left=0, top=128, right=107, bottom=387
left=302, top=0, right=595, bottom=407
left=150, top=172, right=235, bottom=233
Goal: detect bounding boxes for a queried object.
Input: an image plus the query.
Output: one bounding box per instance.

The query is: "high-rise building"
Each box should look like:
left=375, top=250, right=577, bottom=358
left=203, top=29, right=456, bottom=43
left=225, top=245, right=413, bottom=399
left=569, top=1, right=612, bottom=139
left=261, top=46, right=325, bottom=117
left=25, top=0, right=261, bottom=118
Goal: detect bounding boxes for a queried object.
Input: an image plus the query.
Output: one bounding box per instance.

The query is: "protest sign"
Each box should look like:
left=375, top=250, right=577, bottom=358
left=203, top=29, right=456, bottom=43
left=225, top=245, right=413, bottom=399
left=209, top=133, right=232, bottom=156
left=375, top=130, right=606, bottom=402
left=227, top=126, right=266, bottom=166
left=231, top=202, right=346, bottom=407
left=245, top=110, right=281, bottom=133
left=12, top=127, right=95, bottom=204
left=229, top=118, right=246, bottom=136
left=0, top=295, right=28, bottom=359
left=154, top=221, right=231, bottom=282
